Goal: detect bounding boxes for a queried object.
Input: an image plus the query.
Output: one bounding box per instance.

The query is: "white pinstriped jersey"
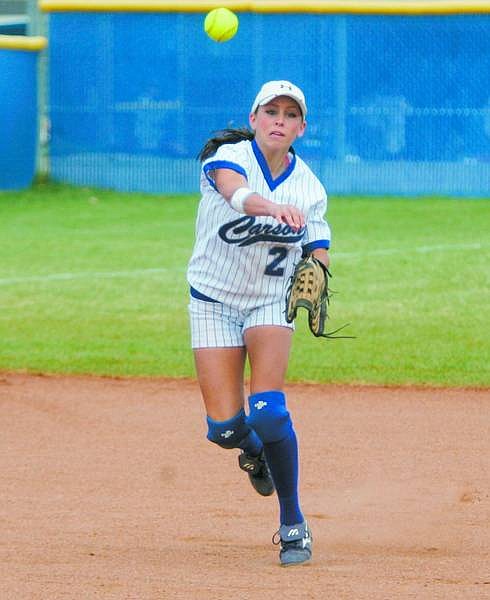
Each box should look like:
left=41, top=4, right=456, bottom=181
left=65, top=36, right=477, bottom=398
left=187, top=139, right=331, bottom=311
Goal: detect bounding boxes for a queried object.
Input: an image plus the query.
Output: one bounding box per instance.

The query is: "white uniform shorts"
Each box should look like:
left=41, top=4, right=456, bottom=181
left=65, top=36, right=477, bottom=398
left=189, top=297, right=294, bottom=348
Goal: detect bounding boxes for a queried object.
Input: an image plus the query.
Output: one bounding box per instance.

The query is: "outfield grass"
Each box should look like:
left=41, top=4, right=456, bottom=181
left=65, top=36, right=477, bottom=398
left=0, top=181, right=489, bottom=387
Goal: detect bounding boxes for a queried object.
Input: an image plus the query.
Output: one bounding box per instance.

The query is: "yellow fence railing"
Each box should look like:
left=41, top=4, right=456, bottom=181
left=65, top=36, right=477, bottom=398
left=0, top=35, right=48, bottom=51
left=39, top=0, right=490, bottom=15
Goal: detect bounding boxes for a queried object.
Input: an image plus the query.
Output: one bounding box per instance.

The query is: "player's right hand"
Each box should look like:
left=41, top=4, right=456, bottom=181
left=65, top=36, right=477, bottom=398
left=269, top=203, right=305, bottom=232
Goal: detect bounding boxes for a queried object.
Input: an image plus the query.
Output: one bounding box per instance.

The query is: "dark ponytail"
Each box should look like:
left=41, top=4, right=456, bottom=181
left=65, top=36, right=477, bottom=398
left=197, top=127, right=255, bottom=162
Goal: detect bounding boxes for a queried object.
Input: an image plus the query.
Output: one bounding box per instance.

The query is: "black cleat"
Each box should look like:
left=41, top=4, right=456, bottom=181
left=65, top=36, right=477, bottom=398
left=273, top=521, right=313, bottom=566
left=238, top=449, right=275, bottom=497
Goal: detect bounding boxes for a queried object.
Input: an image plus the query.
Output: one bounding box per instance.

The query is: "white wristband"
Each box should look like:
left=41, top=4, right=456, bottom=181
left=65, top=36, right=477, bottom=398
left=229, top=187, right=255, bottom=213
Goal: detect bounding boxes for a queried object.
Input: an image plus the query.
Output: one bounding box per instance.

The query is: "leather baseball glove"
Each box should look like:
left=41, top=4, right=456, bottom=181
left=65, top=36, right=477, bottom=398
left=285, top=254, right=331, bottom=337
left=285, top=254, right=352, bottom=339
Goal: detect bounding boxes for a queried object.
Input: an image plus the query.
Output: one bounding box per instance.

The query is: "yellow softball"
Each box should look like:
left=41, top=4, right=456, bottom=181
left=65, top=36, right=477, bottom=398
left=204, top=7, right=239, bottom=43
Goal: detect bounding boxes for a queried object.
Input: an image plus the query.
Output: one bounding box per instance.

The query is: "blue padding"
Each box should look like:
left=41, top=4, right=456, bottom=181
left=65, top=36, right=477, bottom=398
left=0, top=49, right=38, bottom=189
left=207, top=408, right=250, bottom=450
left=248, top=390, right=292, bottom=444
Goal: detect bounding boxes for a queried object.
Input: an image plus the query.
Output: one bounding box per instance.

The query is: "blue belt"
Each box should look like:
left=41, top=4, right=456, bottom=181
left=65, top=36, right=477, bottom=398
left=190, top=286, right=219, bottom=303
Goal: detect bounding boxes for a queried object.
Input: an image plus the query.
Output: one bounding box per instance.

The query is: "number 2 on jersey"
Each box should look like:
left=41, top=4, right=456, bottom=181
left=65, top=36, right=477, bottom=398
left=265, top=246, right=288, bottom=276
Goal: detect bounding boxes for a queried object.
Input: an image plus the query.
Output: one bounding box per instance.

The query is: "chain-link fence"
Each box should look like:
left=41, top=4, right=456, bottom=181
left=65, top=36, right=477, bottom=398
left=42, top=9, right=490, bottom=195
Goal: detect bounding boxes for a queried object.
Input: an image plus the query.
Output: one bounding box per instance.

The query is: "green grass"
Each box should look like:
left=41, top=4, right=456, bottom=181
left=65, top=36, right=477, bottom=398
left=1, top=180, right=489, bottom=387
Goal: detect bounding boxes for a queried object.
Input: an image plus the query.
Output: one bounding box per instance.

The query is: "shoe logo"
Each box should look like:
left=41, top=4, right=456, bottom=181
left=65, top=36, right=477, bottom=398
left=287, top=528, right=299, bottom=537
left=254, top=401, right=267, bottom=410
left=221, top=429, right=234, bottom=439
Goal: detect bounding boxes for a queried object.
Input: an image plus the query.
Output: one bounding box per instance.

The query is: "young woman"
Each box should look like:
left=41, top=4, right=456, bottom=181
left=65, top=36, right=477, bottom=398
left=187, top=80, right=331, bottom=566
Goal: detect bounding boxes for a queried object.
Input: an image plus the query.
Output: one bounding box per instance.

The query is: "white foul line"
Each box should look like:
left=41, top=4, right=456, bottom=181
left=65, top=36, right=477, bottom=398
left=0, top=267, right=177, bottom=286
left=334, top=241, right=485, bottom=258
left=0, top=242, right=485, bottom=286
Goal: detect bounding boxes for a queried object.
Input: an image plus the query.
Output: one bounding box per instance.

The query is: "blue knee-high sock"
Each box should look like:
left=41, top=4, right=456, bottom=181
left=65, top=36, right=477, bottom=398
left=248, top=390, right=304, bottom=526
left=263, top=428, right=304, bottom=526
left=240, top=428, right=263, bottom=456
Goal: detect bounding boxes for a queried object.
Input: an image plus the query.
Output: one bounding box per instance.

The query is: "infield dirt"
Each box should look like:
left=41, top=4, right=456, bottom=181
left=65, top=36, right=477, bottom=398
left=1, top=374, right=489, bottom=599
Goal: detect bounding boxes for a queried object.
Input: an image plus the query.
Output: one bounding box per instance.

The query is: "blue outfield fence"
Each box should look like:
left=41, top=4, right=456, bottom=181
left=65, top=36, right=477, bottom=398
left=0, top=36, right=46, bottom=190
left=47, top=12, right=490, bottom=195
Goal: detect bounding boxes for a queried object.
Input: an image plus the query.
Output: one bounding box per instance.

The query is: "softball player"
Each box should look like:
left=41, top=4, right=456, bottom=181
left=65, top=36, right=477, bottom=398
left=187, top=81, right=331, bottom=566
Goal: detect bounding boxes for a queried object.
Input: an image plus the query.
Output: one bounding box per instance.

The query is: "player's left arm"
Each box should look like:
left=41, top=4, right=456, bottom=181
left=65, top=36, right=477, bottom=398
left=311, top=247, right=330, bottom=269
left=302, top=190, right=331, bottom=268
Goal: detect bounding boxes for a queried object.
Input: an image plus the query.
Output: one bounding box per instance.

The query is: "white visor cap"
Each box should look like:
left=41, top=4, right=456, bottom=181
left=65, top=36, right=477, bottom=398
left=251, top=80, right=307, bottom=119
